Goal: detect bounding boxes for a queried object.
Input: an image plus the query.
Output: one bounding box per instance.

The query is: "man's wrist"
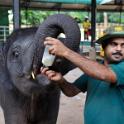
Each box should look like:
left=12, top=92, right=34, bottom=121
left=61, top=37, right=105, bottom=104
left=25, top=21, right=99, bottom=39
left=58, top=77, right=66, bottom=85
left=63, top=48, right=72, bottom=58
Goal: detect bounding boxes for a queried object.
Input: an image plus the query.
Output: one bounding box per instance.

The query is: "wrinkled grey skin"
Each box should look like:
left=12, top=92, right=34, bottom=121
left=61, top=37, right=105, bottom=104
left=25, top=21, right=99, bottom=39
left=0, top=14, right=80, bottom=124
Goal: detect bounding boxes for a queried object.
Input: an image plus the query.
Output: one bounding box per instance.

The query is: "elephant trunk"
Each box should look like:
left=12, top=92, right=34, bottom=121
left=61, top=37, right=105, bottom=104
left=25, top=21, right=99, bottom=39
left=32, top=14, right=81, bottom=75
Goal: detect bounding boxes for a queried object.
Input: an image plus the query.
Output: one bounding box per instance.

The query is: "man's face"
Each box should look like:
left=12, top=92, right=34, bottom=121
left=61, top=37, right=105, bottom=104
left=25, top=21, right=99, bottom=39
left=104, top=38, right=124, bottom=63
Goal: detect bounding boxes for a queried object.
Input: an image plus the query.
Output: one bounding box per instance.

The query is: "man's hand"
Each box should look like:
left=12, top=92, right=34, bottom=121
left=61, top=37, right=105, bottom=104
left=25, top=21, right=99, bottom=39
left=40, top=67, right=81, bottom=97
left=44, top=37, right=70, bottom=57
left=40, top=67, right=64, bottom=83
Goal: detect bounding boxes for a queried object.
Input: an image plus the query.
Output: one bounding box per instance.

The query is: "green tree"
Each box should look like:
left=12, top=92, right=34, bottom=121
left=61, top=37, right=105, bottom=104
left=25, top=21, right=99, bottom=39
left=21, top=10, right=89, bottom=26
left=21, top=10, right=58, bottom=26
left=96, top=12, right=104, bottom=23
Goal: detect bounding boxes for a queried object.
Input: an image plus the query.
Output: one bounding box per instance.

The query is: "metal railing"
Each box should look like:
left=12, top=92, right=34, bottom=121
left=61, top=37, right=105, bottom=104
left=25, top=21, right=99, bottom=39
left=0, top=26, right=11, bottom=42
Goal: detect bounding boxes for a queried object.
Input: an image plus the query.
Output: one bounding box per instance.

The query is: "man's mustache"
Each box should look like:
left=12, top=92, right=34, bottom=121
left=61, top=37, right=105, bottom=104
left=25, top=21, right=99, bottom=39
left=112, top=52, right=123, bottom=56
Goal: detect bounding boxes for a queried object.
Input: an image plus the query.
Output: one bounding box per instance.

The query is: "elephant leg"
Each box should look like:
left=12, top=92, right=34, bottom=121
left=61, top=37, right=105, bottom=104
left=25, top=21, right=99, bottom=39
left=4, top=110, right=27, bottom=124
left=3, top=100, right=27, bottom=124
left=38, top=91, right=60, bottom=124
left=0, top=90, right=27, bottom=124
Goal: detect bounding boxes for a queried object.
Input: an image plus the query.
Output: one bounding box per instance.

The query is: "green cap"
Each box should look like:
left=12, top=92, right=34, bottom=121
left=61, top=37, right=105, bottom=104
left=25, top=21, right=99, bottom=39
left=96, top=26, right=124, bottom=45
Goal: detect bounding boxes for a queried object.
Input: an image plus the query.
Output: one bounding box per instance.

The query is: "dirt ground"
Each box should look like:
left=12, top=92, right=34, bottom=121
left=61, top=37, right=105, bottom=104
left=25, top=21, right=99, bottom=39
left=57, top=93, right=85, bottom=124
left=0, top=68, right=86, bottom=124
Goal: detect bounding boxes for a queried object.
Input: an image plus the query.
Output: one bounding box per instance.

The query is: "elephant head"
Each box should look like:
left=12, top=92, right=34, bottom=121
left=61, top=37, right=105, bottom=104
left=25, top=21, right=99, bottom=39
left=3, top=14, right=81, bottom=96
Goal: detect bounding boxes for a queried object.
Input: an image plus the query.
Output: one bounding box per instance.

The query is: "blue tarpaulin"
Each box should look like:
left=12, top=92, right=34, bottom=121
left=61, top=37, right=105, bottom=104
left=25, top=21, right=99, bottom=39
left=32, top=0, right=113, bottom=5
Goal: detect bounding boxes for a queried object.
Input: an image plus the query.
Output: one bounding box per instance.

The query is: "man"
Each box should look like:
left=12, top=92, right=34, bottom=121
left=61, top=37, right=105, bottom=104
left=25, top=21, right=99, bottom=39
left=41, top=27, right=124, bottom=124
left=82, top=16, right=91, bottom=41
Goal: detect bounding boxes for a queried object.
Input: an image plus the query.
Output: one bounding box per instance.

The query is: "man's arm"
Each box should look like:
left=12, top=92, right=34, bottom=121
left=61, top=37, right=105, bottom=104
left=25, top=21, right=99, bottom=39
left=44, top=37, right=117, bottom=83
left=64, top=50, right=116, bottom=83
left=58, top=78, right=81, bottom=97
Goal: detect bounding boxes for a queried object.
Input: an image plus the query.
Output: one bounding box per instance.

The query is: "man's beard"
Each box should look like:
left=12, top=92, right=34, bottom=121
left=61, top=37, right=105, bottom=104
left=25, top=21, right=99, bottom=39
left=105, top=52, right=124, bottom=64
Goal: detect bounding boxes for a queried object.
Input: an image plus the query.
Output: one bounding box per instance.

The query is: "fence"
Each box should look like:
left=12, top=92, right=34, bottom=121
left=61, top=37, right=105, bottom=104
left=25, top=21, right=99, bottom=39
left=0, top=26, right=10, bottom=42
left=97, top=23, right=124, bottom=38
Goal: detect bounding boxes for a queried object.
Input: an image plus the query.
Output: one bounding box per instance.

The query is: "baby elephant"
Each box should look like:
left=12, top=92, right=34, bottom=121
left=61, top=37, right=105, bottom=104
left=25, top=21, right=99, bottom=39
left=0, top=14, right=81, bottom=124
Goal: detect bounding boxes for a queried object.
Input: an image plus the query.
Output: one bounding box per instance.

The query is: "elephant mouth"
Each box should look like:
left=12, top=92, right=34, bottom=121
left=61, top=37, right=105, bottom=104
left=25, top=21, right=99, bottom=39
left=24, top=70, right=37, bottom=81
left=24, top=59, right=43, bottom=81
left=28, top=57, right=60, bottom=82
left=30, top=64, right=43, bottom=81
left=29, top=63, right=52, bottom=86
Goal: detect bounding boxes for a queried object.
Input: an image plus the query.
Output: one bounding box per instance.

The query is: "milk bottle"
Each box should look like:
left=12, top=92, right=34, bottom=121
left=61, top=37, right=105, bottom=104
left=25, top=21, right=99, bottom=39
left=42, top=45, right=55, bottom=67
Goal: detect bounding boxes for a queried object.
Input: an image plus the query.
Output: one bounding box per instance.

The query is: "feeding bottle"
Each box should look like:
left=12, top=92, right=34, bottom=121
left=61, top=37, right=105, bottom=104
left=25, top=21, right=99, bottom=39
left=42, top=45, right=55, bottom=67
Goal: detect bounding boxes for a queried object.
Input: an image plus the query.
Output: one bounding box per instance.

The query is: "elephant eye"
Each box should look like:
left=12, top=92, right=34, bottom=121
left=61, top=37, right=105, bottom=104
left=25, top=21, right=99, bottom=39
left=12, top=51, right=19, bottom=58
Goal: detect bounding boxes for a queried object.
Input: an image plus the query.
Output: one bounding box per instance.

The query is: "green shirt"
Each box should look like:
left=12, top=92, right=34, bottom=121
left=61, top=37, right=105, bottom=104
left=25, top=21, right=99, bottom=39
left=74, top=61, right=124, bottom=124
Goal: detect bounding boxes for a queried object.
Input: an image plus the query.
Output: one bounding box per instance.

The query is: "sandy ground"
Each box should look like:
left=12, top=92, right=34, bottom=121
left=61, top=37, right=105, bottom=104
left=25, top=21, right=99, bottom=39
left=0, top=107, right=4, bottom=124
left=57, top=93, right=85, bottom=124
left=0, top=68, right=86, bottom=124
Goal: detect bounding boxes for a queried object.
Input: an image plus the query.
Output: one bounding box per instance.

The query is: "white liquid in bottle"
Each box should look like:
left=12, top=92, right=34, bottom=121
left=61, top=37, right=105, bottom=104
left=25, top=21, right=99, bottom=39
left=42, top=45, right=55, bottom=67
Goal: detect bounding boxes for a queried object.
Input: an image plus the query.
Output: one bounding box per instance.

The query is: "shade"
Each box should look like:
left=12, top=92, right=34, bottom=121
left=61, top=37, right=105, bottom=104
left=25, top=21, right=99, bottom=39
left=32, top=0, right=113, bottom=5
left=1, top=0, right=124, bottom=11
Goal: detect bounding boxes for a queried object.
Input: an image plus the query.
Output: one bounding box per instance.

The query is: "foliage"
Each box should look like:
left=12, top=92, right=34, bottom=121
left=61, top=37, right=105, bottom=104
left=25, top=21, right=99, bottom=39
left=108, top=12, right=124, bottom=23
left=21, top=10, right=58, bottom=26
left=0, top=7, right=9, bottom=26
left=21, top=10, right=124, bottom=26
left=96, top=12, right=104, bottom=23
left=21, top=10, right=91, bottom=25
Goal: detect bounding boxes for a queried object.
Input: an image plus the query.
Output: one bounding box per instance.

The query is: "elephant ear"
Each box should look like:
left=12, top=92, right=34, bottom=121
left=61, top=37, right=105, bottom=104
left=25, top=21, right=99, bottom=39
left=0, top=42, right=5, bottom=67
left=0, top=42, right=13, bottom=89
left=34, top=14, right=81, bottom=75
left=4, top=27, right=37, bottom=60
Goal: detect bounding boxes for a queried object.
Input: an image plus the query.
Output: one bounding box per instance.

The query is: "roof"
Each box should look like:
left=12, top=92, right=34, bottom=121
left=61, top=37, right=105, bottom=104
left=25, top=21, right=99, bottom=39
left=32, top=0, right=110, bottom=4
left=0, top=0, right=124, bottom=11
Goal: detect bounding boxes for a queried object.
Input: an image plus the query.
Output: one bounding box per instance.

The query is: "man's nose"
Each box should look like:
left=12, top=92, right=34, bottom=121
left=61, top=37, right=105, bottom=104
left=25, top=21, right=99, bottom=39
left=116, top=45, right=121, bottom=51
